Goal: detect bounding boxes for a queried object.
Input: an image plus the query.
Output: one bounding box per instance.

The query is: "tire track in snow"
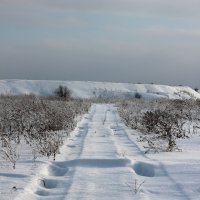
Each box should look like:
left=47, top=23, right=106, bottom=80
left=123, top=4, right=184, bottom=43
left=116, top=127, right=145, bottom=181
left=64, top=104, right=135, bottom=200
left=16, top=104, right=189, bottom=200
left=107, top=105, right=146, bottom=159
left=15, top=105, right=96, bottom=200
left=107, top=105, right=191, bottom=200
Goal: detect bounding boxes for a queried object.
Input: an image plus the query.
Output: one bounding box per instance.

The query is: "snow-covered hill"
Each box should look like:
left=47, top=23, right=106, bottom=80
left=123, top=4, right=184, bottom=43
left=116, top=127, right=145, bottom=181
left=0, top=79, right=199, bottom=99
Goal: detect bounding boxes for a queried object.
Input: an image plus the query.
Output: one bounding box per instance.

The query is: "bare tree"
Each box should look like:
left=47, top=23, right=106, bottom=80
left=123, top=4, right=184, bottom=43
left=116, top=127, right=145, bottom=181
left=54, top=85, right=71, bottom=101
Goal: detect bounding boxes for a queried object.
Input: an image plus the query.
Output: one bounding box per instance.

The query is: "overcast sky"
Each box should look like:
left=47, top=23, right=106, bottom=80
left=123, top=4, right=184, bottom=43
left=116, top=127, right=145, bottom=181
left=0, top=0, right=200, bottom=88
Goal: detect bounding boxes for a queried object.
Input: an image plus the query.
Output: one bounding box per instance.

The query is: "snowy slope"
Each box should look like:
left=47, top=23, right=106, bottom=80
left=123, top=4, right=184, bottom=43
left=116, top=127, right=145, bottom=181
left=0, top=79, right=200, bottom=99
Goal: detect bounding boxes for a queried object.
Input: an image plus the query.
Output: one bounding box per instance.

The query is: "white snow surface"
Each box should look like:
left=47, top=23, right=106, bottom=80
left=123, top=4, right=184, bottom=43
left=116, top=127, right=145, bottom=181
left=1, top=104, right=200, bottom=200
left=0, top=79, right=200, bottom=99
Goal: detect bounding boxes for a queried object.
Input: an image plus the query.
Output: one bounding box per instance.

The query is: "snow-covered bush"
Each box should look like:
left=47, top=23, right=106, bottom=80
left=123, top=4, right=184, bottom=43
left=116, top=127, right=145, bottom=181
left=0, top=95, right=91, bottom=166
left=118, top=99, right=149, bottom=130
left=0, top=138, right=19, bottom=169
left=142, top=109, right=186, bottom=152
left=118, top=99, right=200, bottom=153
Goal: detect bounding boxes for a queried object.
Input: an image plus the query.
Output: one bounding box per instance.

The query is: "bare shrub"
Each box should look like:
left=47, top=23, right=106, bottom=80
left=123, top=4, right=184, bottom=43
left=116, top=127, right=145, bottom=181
left=0, top=94, right=91, bottom=164
left=0, top=139, right=19, bottom=169
left=118, top=99, right=196, bottom=153
left=142, top=109, right=185, bottom=152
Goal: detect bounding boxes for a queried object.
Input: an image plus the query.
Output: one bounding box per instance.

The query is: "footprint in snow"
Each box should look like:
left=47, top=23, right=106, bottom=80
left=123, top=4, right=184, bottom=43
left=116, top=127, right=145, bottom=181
left=67, top=145, right=76, bottom=148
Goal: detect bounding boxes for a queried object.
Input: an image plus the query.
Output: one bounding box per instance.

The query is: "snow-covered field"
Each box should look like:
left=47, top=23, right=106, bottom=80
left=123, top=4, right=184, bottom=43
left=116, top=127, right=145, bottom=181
left=1, top=104, right=200, bottom=200
left=0, top=79, right=200, bottom=99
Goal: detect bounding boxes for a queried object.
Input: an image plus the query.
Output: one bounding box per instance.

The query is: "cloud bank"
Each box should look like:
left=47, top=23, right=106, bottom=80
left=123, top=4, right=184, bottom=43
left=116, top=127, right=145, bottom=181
left=0, top=0, right=200, bottom=87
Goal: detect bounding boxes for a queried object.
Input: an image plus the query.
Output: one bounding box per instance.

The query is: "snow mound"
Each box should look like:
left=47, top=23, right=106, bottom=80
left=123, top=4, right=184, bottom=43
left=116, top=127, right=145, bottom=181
left=0, top=79, right=199, bottom=99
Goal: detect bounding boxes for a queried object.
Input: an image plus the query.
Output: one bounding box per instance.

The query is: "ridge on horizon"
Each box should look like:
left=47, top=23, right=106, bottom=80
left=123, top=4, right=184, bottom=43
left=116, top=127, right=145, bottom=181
left=0, top=79, right=191, bottom=87
left=0, top=79, right=199, bottom=100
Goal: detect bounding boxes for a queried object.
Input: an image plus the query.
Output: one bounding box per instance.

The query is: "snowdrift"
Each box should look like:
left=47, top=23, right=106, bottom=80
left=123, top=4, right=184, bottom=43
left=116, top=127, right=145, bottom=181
left=0, top=79, right=199, bottom=99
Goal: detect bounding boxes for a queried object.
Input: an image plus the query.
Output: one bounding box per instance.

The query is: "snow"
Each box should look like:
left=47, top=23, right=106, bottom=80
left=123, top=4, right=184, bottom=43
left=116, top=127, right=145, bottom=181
left=1, top=104, right=200, bottom=200
left=0, top=79, right=199, bottom=99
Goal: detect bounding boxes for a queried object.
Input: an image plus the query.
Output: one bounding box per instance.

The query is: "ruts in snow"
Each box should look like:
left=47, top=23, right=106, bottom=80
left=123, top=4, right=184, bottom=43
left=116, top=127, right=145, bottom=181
left=16, top=104, right=193, bottom=200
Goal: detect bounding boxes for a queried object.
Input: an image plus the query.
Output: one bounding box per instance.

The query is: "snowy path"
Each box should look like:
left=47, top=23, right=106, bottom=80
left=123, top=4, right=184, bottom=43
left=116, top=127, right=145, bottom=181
left=64, top=105, right=134, bottom=200
left=15, top=104, right=200, bottom=200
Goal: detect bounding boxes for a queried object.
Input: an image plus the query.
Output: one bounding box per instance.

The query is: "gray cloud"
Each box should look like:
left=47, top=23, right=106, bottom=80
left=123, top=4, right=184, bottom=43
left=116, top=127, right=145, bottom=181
left=2, top=0, right=200, bottom=18
left=0, top=0, right=200, bottom=88
left=1, top=34, right=199, bottom=87
left=33, top=0, right=200, bottom=18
